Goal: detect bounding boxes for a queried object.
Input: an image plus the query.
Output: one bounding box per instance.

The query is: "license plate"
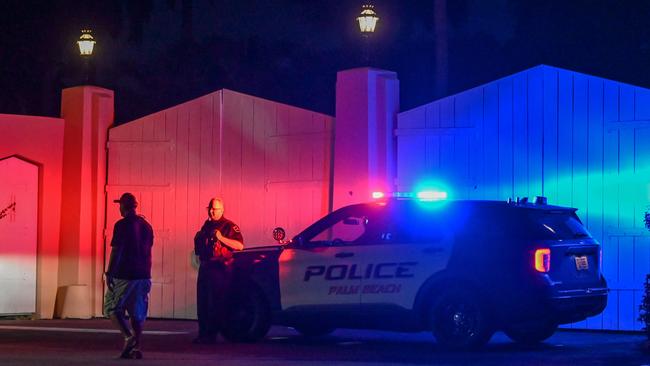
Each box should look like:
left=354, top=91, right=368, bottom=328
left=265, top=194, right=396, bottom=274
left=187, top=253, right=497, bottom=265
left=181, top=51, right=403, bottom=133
left=574, top=256, right=589, bottom=271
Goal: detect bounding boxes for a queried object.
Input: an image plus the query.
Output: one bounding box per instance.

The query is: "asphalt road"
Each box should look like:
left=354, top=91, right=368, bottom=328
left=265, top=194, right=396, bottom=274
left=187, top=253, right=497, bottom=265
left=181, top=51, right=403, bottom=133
left=0, top=319, right=648, bottom=366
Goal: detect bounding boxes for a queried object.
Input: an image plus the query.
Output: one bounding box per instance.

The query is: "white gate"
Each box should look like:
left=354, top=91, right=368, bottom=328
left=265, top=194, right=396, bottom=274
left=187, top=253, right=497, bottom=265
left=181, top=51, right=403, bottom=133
left=0, top=156, right=38, bottom=314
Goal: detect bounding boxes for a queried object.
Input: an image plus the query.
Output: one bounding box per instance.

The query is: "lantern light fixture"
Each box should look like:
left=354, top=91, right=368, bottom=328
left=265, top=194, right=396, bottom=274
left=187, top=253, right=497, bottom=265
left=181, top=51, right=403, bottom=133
left=77, top=29, right=96, bottom=56
left=357, top=4, right=379, bottom=35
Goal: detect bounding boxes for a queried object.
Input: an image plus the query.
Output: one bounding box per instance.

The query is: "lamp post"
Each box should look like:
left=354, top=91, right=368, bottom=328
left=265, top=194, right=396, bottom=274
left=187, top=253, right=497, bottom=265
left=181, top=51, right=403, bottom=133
left=77, top=29, right=96, bottom=83
left=356, top=4, right=379, bottom=64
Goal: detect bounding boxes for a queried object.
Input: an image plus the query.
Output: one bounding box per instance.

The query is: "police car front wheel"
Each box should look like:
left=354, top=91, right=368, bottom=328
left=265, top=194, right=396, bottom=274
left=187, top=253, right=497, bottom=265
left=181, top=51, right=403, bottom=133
left=430, top=288, right=494, bottom=350
left=221, top=286, right=271, bottom=343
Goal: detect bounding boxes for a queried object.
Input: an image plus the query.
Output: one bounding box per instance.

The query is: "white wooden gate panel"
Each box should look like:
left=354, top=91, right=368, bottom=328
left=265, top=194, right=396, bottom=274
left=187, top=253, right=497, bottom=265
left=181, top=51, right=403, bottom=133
left=107, top=90, right=333, bottom=319
left=0, top=157, right=38, bottom=314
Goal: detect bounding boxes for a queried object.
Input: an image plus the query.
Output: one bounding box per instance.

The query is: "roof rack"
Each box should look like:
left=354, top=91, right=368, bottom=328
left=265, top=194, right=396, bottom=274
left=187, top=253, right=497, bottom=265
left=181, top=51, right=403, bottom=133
left=507, top=196, right=547, bottom=206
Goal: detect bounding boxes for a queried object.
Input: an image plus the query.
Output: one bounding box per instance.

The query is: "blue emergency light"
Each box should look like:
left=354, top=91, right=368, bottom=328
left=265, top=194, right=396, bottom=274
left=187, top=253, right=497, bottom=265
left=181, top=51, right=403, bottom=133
left=371, top=190, right=448, bottom=201
left=416, top=190, right=448, bottom=201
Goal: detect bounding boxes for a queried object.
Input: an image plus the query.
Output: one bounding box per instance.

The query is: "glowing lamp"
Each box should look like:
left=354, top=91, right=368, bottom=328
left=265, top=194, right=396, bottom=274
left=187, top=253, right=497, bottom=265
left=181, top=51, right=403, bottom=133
left=416, top=190, right=447, bottom=201
left=371, top=191, right=385, bottom=199
left=357, top=4, right=379, bottom=34
left=77, top=30, right=96, bottom=56
left=534, top=248, right=551, bottom=273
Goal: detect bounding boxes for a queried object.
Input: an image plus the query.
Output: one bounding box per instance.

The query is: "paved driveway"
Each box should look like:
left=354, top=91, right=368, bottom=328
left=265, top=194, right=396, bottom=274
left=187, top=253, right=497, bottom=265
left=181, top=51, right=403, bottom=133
left=0, top=319, right=648, bottom=365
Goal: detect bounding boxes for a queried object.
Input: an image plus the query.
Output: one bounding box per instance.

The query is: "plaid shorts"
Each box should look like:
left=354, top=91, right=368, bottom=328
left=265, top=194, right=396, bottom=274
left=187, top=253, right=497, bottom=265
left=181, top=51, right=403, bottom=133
left=104, top=278, right=151, bottom=322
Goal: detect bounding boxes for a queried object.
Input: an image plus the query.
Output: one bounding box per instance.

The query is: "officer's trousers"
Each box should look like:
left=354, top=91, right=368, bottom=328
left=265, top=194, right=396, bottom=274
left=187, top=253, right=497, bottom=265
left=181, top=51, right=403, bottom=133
left=196, top=261, right=231, bottom=340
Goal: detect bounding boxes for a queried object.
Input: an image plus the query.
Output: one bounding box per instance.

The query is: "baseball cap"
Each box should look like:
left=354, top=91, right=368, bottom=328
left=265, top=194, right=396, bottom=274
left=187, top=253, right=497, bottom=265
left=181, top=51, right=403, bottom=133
left=113, top=192, right=138, bottom=208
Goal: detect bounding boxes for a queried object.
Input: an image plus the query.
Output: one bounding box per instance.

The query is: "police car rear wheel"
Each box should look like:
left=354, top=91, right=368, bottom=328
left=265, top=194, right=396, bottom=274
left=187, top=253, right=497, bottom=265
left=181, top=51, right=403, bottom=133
left=504, top=321, right=558, bottom=344
left=430, top=289, right=493, bottom=350
left=221, top=286, right=271, bottom=343
left=292, top=324, right=335, bottom=337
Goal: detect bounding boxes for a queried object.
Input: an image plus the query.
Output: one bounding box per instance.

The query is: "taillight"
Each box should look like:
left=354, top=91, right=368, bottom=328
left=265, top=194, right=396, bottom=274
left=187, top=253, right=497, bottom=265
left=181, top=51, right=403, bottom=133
left=534, top=248, right=551, bottom=273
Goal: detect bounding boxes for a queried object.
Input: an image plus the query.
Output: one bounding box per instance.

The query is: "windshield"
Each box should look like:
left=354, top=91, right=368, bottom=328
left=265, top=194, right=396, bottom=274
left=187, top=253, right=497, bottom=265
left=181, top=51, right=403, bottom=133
left=529, top=211, right=591, bottom=240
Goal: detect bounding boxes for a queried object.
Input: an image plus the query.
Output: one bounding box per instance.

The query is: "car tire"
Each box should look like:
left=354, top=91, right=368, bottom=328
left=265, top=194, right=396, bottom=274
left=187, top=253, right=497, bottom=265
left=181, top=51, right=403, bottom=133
left=293, top=324, right=335, bottom=337
left=430, top=288, right=494, bottom=350
left=504, top=321, right=558, bottom=344
left=221, top=285, right=271, bottom=343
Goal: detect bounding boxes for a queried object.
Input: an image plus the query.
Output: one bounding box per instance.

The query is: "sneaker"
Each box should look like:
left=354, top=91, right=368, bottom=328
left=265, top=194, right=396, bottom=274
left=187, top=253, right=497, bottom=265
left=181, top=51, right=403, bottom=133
left=129, top=349, right=143, bottom=359
left=119, top=336, right=138, bottom=359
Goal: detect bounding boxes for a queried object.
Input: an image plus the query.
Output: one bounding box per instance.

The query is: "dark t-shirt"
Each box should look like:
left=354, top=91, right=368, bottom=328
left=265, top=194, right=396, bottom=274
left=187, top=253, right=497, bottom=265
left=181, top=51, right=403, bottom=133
left=194, top=217, right=243, bottom=263
left=109, top=213, right=154, bottom=280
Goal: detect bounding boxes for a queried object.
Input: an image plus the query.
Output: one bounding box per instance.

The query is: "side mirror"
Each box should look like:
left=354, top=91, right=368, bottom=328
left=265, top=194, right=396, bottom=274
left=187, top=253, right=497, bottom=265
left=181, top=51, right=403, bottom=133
left=272, top=227, right=286, bottom=243
left=293, top=235, right=304, bottom=246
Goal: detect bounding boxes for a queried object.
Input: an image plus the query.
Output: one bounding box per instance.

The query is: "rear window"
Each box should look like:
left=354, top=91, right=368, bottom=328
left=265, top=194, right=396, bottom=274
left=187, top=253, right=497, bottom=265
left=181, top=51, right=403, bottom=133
left=528, top=211, right=591, bottom=240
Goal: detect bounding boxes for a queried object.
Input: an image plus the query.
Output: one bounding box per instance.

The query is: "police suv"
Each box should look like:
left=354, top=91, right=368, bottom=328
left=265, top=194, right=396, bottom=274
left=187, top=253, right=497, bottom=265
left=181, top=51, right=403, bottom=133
left=220, top=193, right=608, bottom=349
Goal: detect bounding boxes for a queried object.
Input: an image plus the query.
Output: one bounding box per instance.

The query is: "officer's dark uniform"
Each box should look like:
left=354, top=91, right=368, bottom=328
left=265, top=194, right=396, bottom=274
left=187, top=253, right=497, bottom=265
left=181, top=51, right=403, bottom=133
left=194, top=217, right=243, bottom=342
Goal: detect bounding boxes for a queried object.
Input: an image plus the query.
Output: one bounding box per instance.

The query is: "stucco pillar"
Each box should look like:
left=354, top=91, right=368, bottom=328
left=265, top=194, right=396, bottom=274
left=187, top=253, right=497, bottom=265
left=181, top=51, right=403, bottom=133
left=333, top=68, right=399, bottom=209
left=57, top=86, right=114, bottom=318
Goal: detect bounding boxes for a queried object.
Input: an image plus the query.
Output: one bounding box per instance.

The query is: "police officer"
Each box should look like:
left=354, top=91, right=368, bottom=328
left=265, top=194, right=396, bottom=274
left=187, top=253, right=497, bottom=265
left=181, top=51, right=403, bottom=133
left=104, top=192, right=154, bottom=359
left=193, top=197, right=244, bottom=344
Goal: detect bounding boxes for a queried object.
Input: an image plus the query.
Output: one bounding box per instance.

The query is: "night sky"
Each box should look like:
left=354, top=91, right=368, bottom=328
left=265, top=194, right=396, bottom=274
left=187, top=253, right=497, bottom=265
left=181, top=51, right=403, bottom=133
left=2, top=0, right=650, bottom=124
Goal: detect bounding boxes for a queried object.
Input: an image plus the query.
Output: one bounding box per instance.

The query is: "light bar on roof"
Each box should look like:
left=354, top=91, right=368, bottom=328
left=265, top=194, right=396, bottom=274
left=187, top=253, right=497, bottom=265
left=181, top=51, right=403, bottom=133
left=371, top=190, right=448, bottom=201
left=416, top=190, right=448, bottom=201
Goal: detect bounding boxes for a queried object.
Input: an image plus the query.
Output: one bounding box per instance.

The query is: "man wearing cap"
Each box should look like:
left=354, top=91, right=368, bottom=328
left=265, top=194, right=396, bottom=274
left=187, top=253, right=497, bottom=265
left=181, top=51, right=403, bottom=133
left=193, top=197, right=244, bottom=344
left=104, top=192, right=154, bottom=359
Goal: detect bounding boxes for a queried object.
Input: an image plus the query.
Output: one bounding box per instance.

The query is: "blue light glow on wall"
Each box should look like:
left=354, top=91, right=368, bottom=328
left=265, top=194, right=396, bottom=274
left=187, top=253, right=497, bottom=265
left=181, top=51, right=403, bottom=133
left=395, top=65, right=650, bottom=331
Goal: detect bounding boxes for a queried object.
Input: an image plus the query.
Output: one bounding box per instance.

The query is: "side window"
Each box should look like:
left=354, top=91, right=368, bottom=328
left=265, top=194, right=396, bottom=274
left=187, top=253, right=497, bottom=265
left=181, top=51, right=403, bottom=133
left=299, top=205, right=388, bottom=246
left=310, top=215, right=368, bottom=245
left=391, top=221, right=445, bottom=244
left=381, top=207, right=446, bottom=245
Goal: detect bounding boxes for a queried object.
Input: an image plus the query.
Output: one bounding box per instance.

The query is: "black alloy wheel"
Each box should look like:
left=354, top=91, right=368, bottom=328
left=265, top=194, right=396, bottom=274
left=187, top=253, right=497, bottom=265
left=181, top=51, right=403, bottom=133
left=430, top=288, right=494, bottom=350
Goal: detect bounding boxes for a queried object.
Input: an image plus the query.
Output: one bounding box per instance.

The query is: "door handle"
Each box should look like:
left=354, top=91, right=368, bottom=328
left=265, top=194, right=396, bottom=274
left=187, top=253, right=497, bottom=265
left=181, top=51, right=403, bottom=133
left=335, top=252, right=354, bottom=258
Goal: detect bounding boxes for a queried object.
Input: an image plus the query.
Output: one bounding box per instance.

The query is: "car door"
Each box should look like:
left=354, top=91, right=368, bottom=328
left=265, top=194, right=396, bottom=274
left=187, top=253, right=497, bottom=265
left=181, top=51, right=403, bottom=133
left=278, top=206, right=374, bottom=310
left=358, top=203, right=454, bottom=310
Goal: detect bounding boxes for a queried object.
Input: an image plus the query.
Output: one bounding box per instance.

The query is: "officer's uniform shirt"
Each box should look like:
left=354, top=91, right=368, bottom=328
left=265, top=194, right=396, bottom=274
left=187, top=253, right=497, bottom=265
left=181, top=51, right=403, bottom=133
left=194, top=217, right=243, bottom=264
